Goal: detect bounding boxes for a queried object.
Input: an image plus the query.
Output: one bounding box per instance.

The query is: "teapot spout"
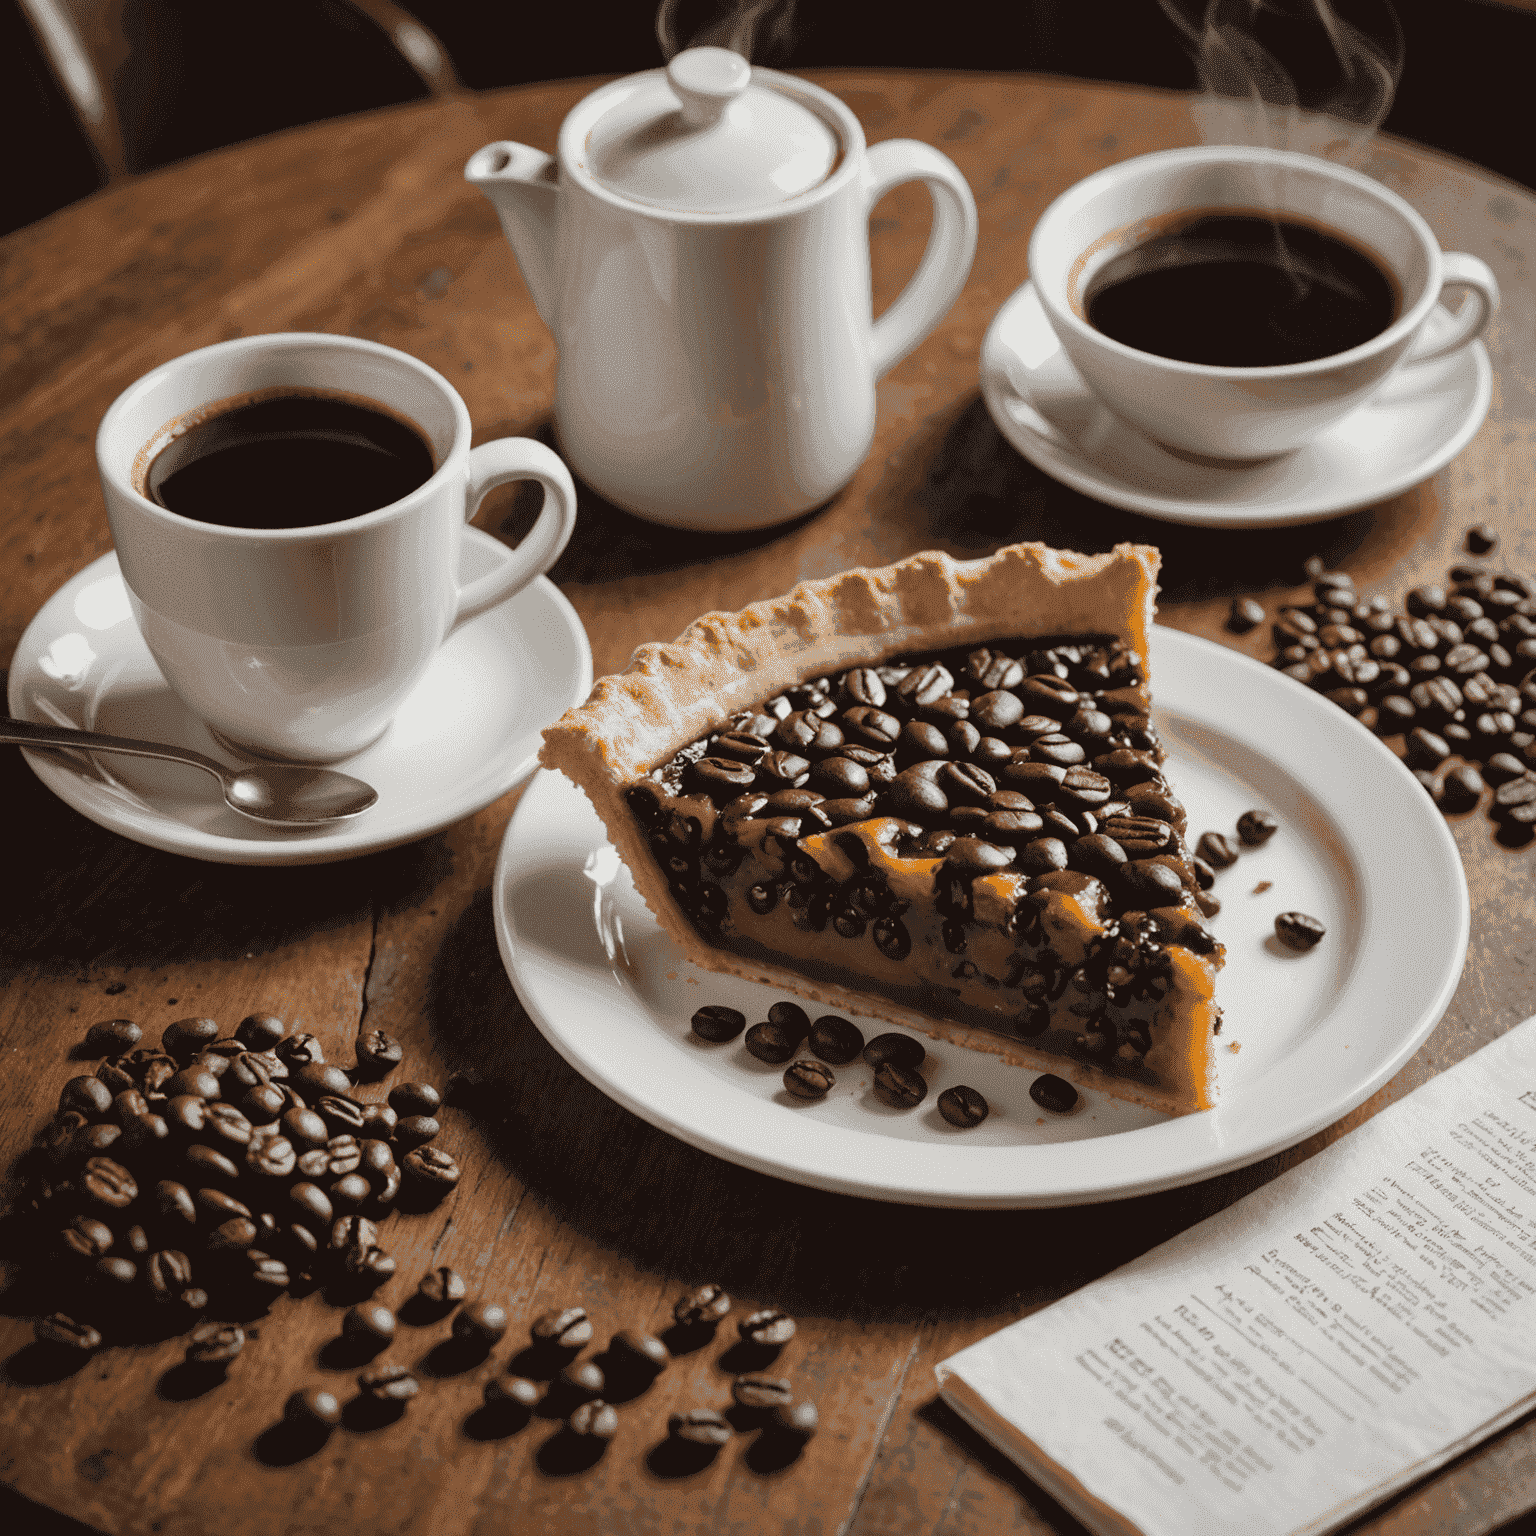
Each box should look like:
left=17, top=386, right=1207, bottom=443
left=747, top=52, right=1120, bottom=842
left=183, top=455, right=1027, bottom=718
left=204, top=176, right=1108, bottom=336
left=465, top=142, right=560, bottom=330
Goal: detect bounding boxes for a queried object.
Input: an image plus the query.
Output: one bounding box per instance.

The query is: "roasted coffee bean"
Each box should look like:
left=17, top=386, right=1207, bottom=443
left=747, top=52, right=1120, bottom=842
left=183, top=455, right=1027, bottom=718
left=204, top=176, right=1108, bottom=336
left=154, top=1179, right=197, bottom=1226
left=872, top=915, right=912, bottom=961
left=1407, top=727, right=1451, bottom=768
left=403, top=1146, right=460, bottom=1191
left=840, top=667, right=887, bottom=707
left=35, top=1314, right=101, bottom=1351
left=292, top=1062, right=353, bottom=1102
left=807, top=1016, right=863, bottom=1064
left=1441, top=763, right=1485, bottom=812
left=393, top=1115, right=439, bottom=1151
left=1029, top=1074, right=1079, bottom=1114
left=532, top=1305, right=593, bottom=1348
left=1029, top=733, right=1086, bottom=768
left=232, top=1013, right=285, bottom=1051
left=1015, top=837, right=1069, bottom=876
left=784, top=1060, right=834, bottom=1099
left=342, top=1241, right=395, bottom=1286
left=732, top=1372, right=794, bottom=1411
left=276, top=1032, right=325, bottom=1068
left=358, top=1363, right=418, bottom=1403
left=967, top=647, right=1024, bottom=691
left=60, top=1076, right=115, bottom=1119
left=812, top=756, right=871, bottom=798
left=567, top=1400, right=619, bottom=1440
left=559, top=1359, right=606, bottom=1399
left=352, top=1030, right=403, bottom=1081
left=328, top=1214, right=378, bottom=1259
left=1486, top=752, right=1527, bottom=786
left=240, top=1085, right=286, bottom=1125
left=872, top=1061, right=928, bottom=1109
left=329, top=1173, right=372, bottom=1211
left=195, top=1187, right=252, bottom=1226
left=739, top=1308, right=796, bottom=1347
left=610, top=1328, right=669, bottom=1374
left=1067, top=833, right=1127, bottom=882
left=73, top=1120, right=123, bottom=1160
left=186, top=1320, right=244, bottom=1366
left=939, top=761, right=997, bottom=805
left=896, top=663, right=953, bottom=708
left=770, top=1399, right=820, bottom=1440
left=1226, top=596, right=1265, bottom=633
left=61, top=1214, right=115, bottom=1259
left=674, top=1283, right=731, bottom=1327
left=145, top=1249, right=193, bottom=1303
left=208, top=1216, right=260, bottom=1254
left=359, top=1103, right=398, bottom=1139
left=687, top=755, right=760, bottom=801
left=285, top=1386, right=342, bottom=1430
left=280, top=1107, right=329, bottom=1151
left=862, top=1032, right=925, bottom=1071
left=1410, top=676, right=1463, bottom=722
left=1120, top=860, right=1186, bottom=906
left=356, top=1138, right=396, bottom=1183
left=162, top=1017, right=220, bottom=1060
left=937, top=1085, right=989, bottom=1128
left=670, top=1408, right=732, bottom=1447
left=85, top=1019, right=141, bottom=1056
left=745, top=1021, right=797, bottom=1064
left=1466, top=523, right=1498, bottom=554
left=1196, top=831, right=1240, bottom=868
left=453, top=1299, right=509, bottom=1346
left=379, top=1080, right=436, bottom=1118
left=40, top=1110, right=88, bottom=1164
left=1275, top=911, right=1326, bottom=951
left=1235, top=809, right=1279, bottom=846
left=94, top=1059, right=138, bottom=1098
left=485, top=1374, right=542, bottom=1410
left=691, top=1005, right=746, bottom=1043
left=242, top=1127, right=296, bottom=1180
left=246, top=1252, right=290, bottom=1292
left=81, top=1156, right=136, bottom=1210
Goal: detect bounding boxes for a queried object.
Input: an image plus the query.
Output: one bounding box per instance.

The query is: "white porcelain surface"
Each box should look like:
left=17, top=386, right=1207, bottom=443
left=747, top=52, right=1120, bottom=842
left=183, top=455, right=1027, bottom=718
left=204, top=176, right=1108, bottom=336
left=8, top=530, right=591, bottom=866
left=494, top=627, right=1468, bottom=1208
left=98, top=333, right=578, bottom=760
left=1029, top=146, right=1498, bottom=459
left=981, top=280, right=1491, bottom=527
left=464, top=61, right=978, bottom=530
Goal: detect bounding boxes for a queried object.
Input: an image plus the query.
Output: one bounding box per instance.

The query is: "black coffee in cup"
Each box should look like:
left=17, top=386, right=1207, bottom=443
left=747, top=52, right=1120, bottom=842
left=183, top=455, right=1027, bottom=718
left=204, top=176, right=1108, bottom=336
left=145, top=390, right=435, bottom=528
left=1084, top=213, right=1397, bottom=368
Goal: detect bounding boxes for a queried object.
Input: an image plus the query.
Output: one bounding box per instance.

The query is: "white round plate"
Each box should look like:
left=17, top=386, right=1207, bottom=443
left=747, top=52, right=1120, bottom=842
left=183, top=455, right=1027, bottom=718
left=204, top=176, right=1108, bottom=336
left=8, top=528, right=592, bottom=865
left=979, top=280, right=1492, bottom=528
left=493, top=626, right=1469, bottom=1207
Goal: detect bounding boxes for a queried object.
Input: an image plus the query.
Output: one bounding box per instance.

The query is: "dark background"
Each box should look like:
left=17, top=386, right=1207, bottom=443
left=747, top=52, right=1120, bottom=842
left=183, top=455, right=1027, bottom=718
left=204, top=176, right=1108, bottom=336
left=1, top=0, right=1531, bottom=238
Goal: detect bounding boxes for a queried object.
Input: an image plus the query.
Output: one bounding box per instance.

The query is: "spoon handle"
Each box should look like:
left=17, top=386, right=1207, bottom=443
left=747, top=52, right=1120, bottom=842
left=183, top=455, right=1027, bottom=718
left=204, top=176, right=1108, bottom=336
left=0, top=717, right=226, bottom=780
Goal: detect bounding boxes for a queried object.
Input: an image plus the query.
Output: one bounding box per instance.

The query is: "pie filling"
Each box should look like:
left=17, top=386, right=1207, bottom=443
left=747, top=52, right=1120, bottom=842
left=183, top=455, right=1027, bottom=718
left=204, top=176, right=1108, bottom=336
left=622, top=634, right=1225, bottom=1110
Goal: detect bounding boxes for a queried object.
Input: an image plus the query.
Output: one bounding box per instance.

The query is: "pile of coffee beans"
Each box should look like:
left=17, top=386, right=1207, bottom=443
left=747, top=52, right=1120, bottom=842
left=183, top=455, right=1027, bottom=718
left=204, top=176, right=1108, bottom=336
left=693, top=1000, right=993, bottom=1126
left=1240, top=535, right=1536, bottom=841
left=1189, top=807, right=1324, bottom=955
left=19, top=1011, right=464, bottom=1371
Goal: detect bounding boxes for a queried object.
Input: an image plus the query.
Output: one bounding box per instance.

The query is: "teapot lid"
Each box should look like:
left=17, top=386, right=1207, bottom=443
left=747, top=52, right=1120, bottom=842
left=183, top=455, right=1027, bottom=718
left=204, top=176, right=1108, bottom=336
left=584, top=48, right=841, bottom=214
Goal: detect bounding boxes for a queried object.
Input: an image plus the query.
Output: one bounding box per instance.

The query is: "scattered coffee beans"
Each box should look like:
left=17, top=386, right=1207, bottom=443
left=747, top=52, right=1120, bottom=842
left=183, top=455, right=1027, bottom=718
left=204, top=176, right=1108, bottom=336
left=766, top=1001, right=812, bottom=1043
left=1275, top=911, right=1327, bottom=951
left=1235, top=808, right=1279, bottom=846
left=738, top=1308, right=796, bottom=1347
left=673, top=1284, right=730, bottom=1327
left=937, top=1085, right=989, bottom=1128
left=691, top=1005, right=747, bottom=1042
left=1029, top=1074, right=1078, bottom=1114
left=783, top=1060, right=834, bottom=1100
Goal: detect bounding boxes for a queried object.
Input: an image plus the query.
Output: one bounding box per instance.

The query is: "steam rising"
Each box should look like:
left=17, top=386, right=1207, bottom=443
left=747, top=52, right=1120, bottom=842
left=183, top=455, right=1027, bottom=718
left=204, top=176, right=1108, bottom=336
left=656, top=0, right=797, bottom=63
left=1158, top=0, right=1404, bottom=163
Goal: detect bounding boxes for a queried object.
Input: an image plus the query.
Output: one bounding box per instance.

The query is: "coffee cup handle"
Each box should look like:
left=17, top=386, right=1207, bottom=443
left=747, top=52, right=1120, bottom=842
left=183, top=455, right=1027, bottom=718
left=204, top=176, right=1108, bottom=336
left=1403, top=252, right=1500, bottom=366
left=866, top=140, right=979, bottom=379
left=450, top=438, right=578, bottom=634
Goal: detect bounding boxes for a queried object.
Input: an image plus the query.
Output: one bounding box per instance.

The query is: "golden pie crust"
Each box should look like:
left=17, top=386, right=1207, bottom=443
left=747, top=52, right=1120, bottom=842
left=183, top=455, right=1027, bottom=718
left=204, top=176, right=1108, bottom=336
left=540, top=541, right=1220, bottom=1114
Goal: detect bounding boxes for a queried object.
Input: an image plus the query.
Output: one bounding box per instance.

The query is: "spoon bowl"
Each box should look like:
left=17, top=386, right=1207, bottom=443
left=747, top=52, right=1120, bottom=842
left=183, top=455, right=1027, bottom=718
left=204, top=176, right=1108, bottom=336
left=2, top=718, right=378, bottom=827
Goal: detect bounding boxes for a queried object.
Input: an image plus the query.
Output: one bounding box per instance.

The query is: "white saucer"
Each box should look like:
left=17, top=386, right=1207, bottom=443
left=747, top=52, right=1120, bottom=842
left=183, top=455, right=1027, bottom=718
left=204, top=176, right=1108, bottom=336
left=8, top=528, right=592, bottom=865
left=979, top=280, right=1492, bottom=528
left=493, top=627, right=1468, bottom=1208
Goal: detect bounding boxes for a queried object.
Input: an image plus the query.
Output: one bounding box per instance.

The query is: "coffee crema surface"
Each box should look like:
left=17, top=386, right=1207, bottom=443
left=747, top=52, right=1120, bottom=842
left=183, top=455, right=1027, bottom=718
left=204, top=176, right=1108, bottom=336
left=1084, top=214, right=1397, bottom=369
left=145, top=391, right=436, bottom=528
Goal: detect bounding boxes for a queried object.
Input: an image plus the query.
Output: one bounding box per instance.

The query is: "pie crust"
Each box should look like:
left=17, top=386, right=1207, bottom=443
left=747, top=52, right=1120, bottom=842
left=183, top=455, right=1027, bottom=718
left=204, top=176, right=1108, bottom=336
left=540, top=541, right=1222, bottom=1114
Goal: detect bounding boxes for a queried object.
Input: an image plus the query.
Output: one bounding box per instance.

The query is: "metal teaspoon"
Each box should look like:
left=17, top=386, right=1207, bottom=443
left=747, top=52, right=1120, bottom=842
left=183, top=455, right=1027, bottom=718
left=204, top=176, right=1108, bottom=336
left=1, top=717, right=379, bottom=826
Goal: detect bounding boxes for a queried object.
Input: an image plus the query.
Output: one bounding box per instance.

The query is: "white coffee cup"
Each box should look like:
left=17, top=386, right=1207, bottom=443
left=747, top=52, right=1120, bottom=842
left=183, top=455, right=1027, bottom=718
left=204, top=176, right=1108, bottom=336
left=97, top=332, right=578, bottom=762
left=1028, top=145, right=1500, bottom=459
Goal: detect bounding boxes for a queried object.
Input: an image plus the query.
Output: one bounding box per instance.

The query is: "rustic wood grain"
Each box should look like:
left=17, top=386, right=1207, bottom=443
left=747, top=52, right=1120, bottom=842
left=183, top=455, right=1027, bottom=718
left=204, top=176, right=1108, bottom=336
left=2, top=70, right=1535, bottom=1536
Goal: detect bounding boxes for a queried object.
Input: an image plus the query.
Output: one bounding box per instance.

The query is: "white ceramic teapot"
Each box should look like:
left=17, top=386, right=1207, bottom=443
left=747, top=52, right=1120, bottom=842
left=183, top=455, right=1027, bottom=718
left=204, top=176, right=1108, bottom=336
left=465, top=47, right=978, bottom=531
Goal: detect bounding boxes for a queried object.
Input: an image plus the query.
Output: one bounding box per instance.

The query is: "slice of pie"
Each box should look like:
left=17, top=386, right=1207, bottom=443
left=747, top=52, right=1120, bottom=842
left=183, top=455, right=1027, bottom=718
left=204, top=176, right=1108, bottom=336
left=540, top=541, right=1224, bottom=1114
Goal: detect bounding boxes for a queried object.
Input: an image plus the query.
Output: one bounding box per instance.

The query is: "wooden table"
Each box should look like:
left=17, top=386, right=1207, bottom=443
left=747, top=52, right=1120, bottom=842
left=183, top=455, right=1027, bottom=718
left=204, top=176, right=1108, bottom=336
left=3, top=70, right=1535, bottom=1536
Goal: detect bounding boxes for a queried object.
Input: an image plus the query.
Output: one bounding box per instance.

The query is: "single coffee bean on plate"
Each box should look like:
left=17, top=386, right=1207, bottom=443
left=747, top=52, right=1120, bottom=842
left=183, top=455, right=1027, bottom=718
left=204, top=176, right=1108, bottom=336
left=745, top=1021, right=797, bottom=1063
left=690, top=1005, right=746, bottom=1042
left=285, top=1386, right=342, bottom=1430
left=186, top=1320, right=245, bottom=1366
left=767, top=1001, right=812, bottom=1042
left=670, top=1408, right=732, bottom=1447
left=937, top=1085, right=989, bottom=1128
left=485, top=1374, right=541, bottom=1410
left=146, top=390, right=436, bottom=529
left=783, top=1060, right=835, bottom=1100
left=1029, top=1074, right=1079, bottom=1115
left=862, top=1032, right=924, bottom=1071
left=1275, top=911, right=1327, bottom=951
left=85, top=1018, right=141, bottom=1055
left=358, top=1362, right=419, bottom=1403
left=453, top=1300, right=509, bottom=1346
left=1235, top=808, right=1279, bottom=846
left=673, top=1283, right=730, bottom=1327
left=532, top=1305, right=593, bottom=1349
left=733, top=1373, right=793, bottom=1410
left=1195, top=831, right=1240, bottom=869
left=773, top=1400, right=820, bottom=1440
left=872, top=1062, right=928, bottom=1109
left=738, top=1308, right=796, bottom=1347
left=807, top=1015, right=863, bottom=1064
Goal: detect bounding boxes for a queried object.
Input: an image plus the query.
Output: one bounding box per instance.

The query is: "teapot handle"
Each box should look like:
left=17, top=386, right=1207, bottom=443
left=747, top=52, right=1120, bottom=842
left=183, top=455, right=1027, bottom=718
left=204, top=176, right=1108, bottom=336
left=866, top=140, right=979, bottom=379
